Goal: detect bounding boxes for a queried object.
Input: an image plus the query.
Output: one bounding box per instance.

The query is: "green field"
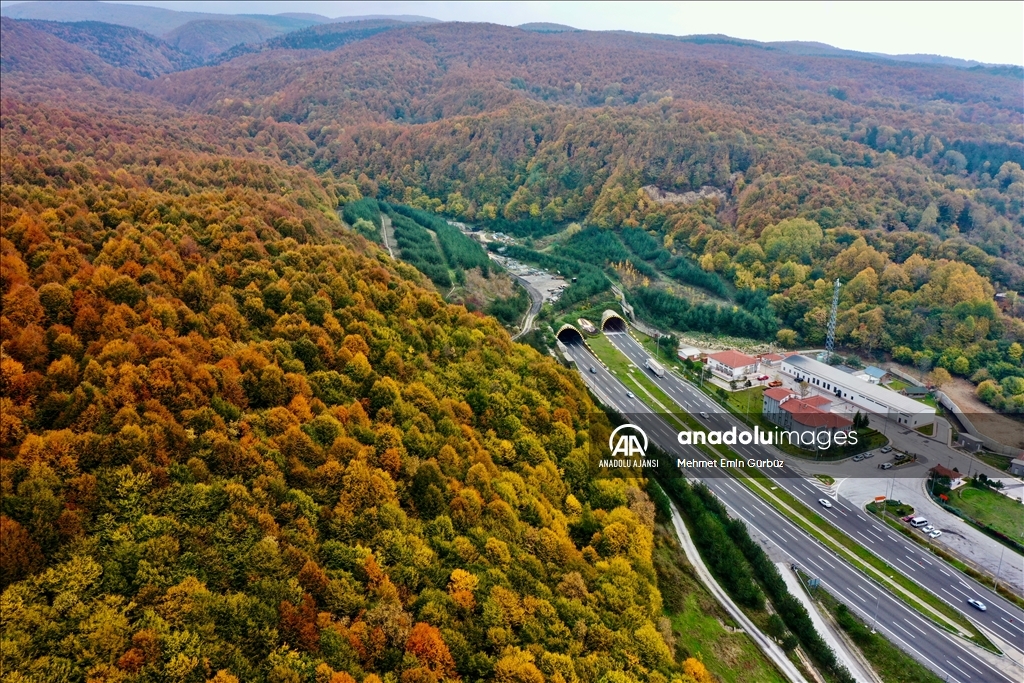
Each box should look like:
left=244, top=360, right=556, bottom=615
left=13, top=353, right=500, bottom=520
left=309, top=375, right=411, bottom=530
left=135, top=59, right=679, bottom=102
left=955, top=486, right=1024, bottom=545
left=654, top=529, right=787, bottom=683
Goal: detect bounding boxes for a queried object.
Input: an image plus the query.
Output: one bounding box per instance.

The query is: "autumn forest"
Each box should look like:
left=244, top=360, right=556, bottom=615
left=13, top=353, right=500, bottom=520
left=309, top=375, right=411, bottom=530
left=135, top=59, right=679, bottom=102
left=0, top=10, right=1022, bottom=683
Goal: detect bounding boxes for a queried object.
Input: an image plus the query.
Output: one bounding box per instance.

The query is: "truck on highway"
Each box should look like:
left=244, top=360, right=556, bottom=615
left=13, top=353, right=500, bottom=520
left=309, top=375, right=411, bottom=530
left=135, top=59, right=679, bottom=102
left=645, top=357, right=665, bottom=378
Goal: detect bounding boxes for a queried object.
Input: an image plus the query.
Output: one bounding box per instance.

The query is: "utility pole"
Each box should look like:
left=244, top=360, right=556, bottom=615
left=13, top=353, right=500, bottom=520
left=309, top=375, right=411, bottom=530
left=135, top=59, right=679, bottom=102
left=825, top=279, right=841, bottom=364
left=870, top=592, right=881, bottom=634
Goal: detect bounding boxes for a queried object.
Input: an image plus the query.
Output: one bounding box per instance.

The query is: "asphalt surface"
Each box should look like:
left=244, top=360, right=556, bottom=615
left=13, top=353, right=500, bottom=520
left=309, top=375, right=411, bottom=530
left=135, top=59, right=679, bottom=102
left=510, top=274, right=543, bottom=341
left=602, top=330, right=1024, bottom=651
left=563, top=336, right=1020, bottom=682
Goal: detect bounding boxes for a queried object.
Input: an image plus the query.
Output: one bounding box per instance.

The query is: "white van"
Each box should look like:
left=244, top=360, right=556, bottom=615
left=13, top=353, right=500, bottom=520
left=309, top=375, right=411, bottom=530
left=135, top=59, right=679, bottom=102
left=910, top=517, right=929, bottom=528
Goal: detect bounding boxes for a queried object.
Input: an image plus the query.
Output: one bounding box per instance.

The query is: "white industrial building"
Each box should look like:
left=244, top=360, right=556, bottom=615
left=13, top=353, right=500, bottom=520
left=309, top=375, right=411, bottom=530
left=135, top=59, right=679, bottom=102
left=780, top=355, right=935, bottom=428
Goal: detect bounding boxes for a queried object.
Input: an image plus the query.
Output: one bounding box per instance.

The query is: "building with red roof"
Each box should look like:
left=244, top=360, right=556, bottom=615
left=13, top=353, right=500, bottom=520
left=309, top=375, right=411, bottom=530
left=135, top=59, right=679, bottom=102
left=762, top=388, right=852, bottom=450
left=707, top=349, right=758, bottom=381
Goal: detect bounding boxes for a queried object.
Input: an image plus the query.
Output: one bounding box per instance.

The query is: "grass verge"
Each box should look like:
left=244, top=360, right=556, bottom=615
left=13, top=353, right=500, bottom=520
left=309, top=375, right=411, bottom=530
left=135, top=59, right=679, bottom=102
left=734, top=468, right=997, bottom=651
left=591, top=334, right=1001, bottom=650
left=813, top=586, right=943, bottom=683
left=654, top=526, right=788, bottom=683
left=867, top=505, right=1024, bottom=610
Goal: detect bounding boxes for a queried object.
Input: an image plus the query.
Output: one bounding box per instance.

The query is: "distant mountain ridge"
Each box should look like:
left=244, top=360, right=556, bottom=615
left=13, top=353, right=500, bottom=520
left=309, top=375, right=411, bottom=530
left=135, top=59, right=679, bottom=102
left=18, top=19, right=200, bottom=76
left=1, top=2, right=441, bottom=63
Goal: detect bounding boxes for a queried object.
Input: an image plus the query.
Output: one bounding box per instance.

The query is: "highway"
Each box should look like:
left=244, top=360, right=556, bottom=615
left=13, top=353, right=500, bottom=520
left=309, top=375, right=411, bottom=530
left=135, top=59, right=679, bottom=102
left=604, top=330, right=1024, bottom=651
left=510, top=273, right=543, bottom=341
left=563, top=336, right=1019, bottom=682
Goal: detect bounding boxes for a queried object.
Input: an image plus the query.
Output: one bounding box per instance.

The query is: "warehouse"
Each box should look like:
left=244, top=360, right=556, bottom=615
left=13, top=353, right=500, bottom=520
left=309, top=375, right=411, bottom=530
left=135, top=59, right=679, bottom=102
left=780, top=355, right=935, bottom=428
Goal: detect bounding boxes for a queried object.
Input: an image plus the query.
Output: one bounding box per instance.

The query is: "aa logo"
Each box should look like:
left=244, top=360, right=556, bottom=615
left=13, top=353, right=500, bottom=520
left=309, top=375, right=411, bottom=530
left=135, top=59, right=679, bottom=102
left=609, top=424, right=648, bottom=458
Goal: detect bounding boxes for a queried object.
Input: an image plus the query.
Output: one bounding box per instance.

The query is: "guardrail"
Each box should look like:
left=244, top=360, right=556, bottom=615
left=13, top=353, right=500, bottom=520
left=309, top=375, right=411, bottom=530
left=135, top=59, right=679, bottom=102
left=934, top=391, right=1020, bottom=457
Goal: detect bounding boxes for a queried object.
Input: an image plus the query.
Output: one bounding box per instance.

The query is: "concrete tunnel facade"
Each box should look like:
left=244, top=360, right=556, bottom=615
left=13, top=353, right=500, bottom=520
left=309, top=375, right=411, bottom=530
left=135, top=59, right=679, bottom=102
left=555, top=324, right=585, bottom=345
left=601, top=310, right=627, bottom=333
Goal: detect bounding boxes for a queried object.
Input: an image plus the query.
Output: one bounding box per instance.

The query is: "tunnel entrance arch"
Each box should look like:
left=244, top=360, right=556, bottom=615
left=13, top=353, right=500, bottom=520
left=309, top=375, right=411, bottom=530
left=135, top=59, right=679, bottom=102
left=556, top=324, right=585, bottom=345
left=601, top=310, right=627, bottom=333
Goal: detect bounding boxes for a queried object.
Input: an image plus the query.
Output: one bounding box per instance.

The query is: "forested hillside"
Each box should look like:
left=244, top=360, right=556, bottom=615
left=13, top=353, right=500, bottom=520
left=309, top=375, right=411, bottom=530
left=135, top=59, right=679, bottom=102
left=1, top=13, right=1023, bottom=681
left=0, top=94, right=690, bottom=681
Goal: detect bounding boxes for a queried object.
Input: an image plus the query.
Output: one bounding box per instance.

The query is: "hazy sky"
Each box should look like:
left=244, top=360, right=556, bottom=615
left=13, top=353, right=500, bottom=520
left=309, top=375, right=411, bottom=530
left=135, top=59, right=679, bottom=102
left=6, top=1, right=1024, bottom=65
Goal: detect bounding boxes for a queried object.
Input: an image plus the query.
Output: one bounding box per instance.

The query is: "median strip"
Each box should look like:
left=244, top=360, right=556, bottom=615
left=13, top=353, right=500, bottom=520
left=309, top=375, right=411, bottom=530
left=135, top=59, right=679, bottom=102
left=587, top=333, right=999, bottom=653
left=733, top=468, right=998, bottom=652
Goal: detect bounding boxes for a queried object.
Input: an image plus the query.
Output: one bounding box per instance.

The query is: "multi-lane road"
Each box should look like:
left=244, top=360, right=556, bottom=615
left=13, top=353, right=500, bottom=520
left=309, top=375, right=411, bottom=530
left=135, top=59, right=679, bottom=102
left=563, top=334, right=1022, bottom=682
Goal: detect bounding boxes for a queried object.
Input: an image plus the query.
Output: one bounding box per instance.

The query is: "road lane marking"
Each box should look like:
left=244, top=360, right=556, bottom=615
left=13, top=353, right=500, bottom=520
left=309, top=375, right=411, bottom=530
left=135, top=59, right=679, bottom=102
left=944, top=659, right=971, bottom=680
left=815, top=554, right=837, bottom=570
left=956, top=656, right=986, bottom=677
left=856, top=530, right=876, bottom=545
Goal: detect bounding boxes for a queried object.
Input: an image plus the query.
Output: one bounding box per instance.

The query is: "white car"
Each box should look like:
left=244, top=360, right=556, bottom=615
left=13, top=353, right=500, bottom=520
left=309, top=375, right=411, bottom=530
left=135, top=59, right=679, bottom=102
left=818, top=498, right=833, bottom=509
left=922, top=525, right=935, bottom=533
left=928, top=529, right=942, bottom=539
left=700, top=411, right=709, bottom=419
left=626, top=391, right=635, bottom=399
left=967, top=598, right=987, bottom=612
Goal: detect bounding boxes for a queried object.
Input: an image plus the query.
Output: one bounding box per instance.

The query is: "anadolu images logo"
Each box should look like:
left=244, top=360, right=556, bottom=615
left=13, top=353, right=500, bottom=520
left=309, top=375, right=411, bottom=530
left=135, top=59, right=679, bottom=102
left=609, top=424, right=648, bottom=458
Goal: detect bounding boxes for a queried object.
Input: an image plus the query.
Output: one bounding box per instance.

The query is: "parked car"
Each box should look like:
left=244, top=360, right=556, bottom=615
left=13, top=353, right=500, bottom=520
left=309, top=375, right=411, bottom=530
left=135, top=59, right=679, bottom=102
left=864, top=451, right=875, bottom=458
left=878, top=462, right=893, bottom=470
left=967, top=598, right=987, bottom=612
left=880, top=446, right=893, bottom=453
left=818, top=498, right=833, bottom=509
left=922, top=525, right=935, bottom=533
left=768, top=380, right=783, bottom=388
left=756, top=375, right=770, bottom=381
left=852, top=455, right=865, bottom=462
left=910, top=517, right=928, bottom=528
left=928, top=529, right=942, bottom=538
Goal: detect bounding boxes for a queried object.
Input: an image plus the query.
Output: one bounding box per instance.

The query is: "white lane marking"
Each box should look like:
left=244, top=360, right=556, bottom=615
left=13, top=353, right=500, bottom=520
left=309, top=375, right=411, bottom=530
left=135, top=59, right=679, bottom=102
left=957, top=656, right=986, bottom=677
left=1000, top=617, right=1024, bottom=635
left=944, top=659, right=972, bottom=680
left=992, top=620, right=1021, bottom=640
left=815, top=554, right=837, bottom=570
left=903, top=618, right=927, bottom=636
left=939, top=568, right=951, bottom=577
left=856, top=530, right=876, bottom=545
left=892, top=621, right=918, bottom=641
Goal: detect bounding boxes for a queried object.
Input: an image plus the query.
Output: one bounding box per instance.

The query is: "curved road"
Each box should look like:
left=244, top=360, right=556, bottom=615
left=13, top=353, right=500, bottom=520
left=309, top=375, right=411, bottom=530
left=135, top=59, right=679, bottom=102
left=510, top=274, right=543, bottom=341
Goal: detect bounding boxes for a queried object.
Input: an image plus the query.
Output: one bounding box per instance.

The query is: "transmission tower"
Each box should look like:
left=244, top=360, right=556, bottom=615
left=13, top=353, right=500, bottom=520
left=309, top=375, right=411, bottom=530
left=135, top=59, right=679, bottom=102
left=825, top=279, right=841, bottom=363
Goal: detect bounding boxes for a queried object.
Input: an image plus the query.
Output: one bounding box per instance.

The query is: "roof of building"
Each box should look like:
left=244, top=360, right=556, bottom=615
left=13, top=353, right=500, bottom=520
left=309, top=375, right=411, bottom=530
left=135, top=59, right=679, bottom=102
left=835, top=364, right=859, bottom=374
left=930, top=464, right=962, bottom=480
left=802, top=395, right=832, bottom=408
left=677, top=345, right=701, bottom=355
left=783, top=355, right=936, bottom=415
left=1011, top=457, right=1024, bottom=466
left=864, top=366, right=887, bottom=379
left=903, top=385, right=930, bottom=395
left=707, top=349, right=758, bottom=368
left=780, top=399, right=853, bottom=429
left=764, top=387, right=793, bottom=401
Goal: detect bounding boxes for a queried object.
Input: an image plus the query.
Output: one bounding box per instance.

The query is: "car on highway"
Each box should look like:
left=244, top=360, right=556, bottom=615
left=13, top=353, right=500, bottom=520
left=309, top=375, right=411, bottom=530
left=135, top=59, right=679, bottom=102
left=852, top=454, right=865, bottom=462
left=880, top=446, right=893, bottom=453
left=626, top=391, right=635, bottom=399
left=590, top=366, right=597, bottom=373
left=967, top=598, right=987, bottom=612
left=928, top=529, right=942, bottom=538
left=700, top=411, right=709, bottom=419
left=878, top=462, right=893, bottom=470
left=818, top=498, right=833, bottom=508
